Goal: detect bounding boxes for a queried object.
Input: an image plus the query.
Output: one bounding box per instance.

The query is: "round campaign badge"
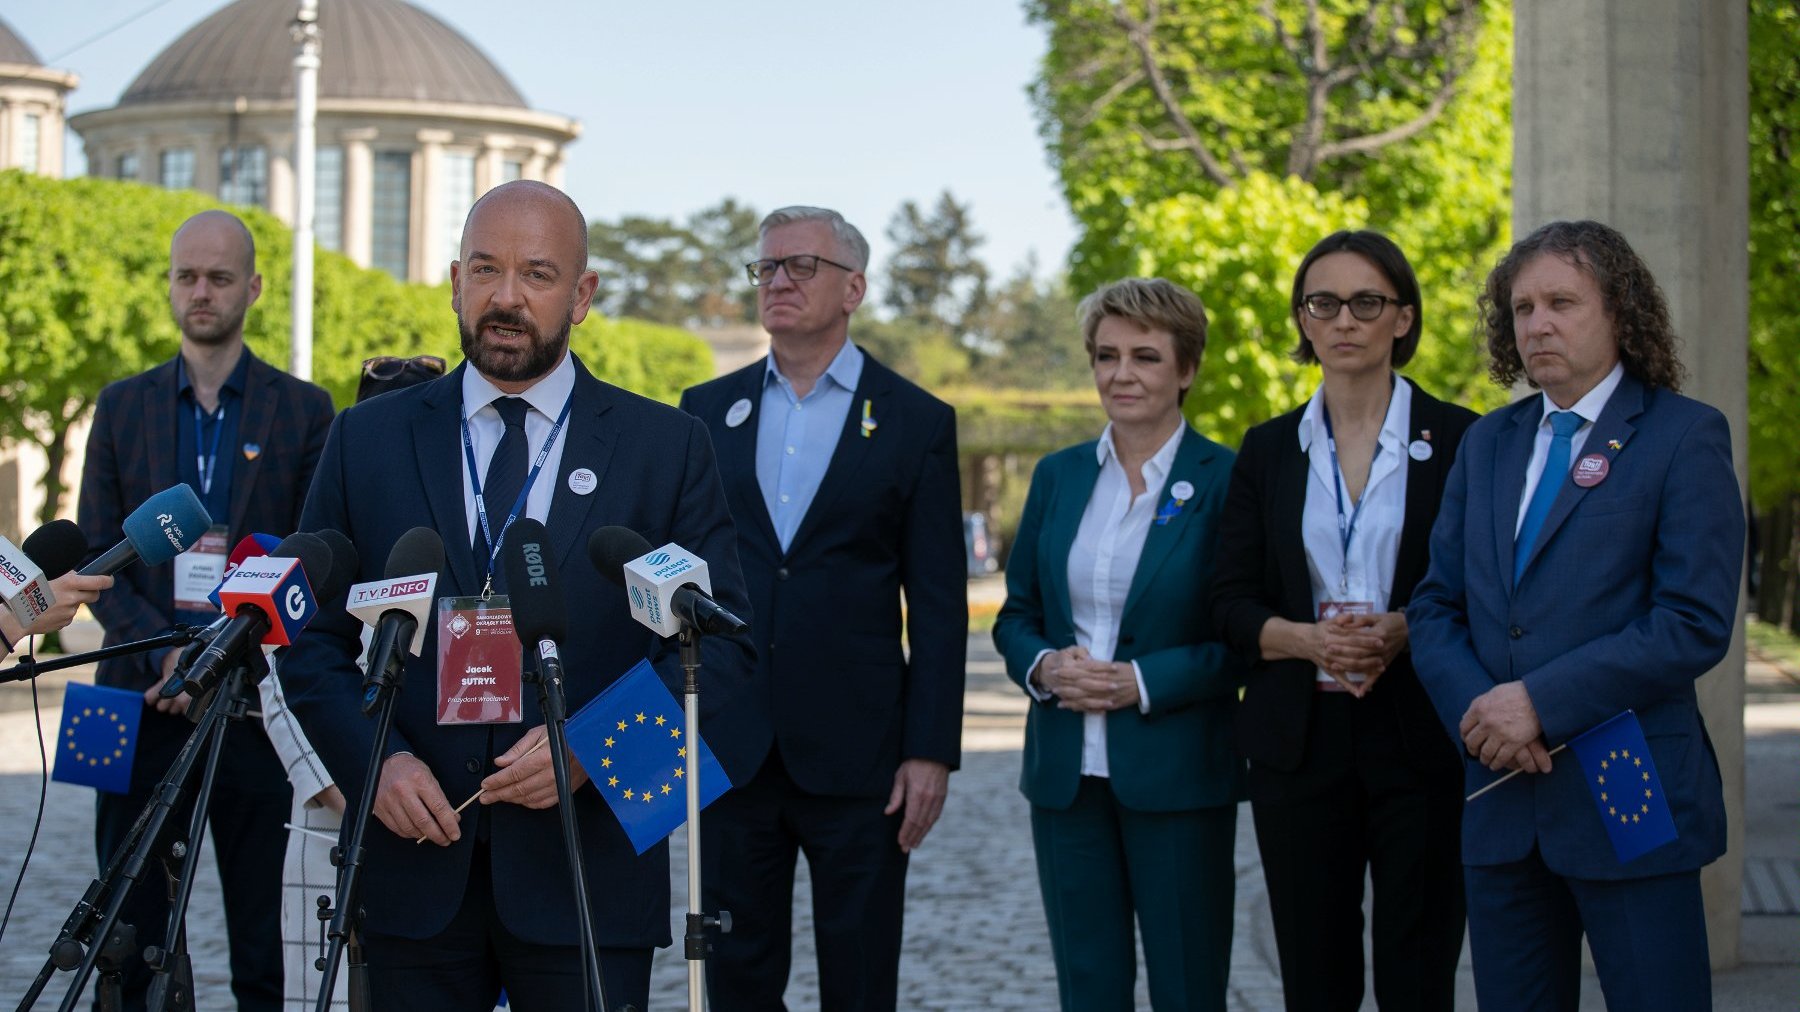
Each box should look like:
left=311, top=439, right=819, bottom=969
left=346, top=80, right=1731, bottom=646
left=1572, top=453, right=1610, bottom=488
left=1170, top=480, right=1195, bottom=502
left=726, top=398, right=753, bottom=428
left=1408, top=439, right=1433, bottom=461
left=567, top=467, right=598, bottom=496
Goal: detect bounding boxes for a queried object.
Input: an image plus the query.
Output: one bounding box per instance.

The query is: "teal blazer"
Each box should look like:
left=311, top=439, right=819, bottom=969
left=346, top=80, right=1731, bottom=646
left=993, top=426, right=1246, bottom=812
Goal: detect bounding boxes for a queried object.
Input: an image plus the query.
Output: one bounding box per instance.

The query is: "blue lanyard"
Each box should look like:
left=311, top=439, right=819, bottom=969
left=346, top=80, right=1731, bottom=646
left=1320, top=405, right=1380, bottom=594
left=460, top=391, right=574, bottom=590
left=193, top=401, right=226, bottom=496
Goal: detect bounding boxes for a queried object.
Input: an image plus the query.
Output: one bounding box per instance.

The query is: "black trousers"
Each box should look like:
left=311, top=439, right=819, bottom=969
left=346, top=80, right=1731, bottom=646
left=702, top=749, right=910, bottom=1012
left=1248, top=693, right=1465, bottom=1012
left=92, top=714, right=290, bottom=1012
left=361, top=842, right=652, bottom=1011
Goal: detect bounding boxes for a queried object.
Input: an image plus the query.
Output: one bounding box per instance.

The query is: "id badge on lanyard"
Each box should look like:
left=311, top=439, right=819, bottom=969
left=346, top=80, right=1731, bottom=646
left=436, top=596, right=523, bottom=724
left=173, top=525, right=230, bottom=612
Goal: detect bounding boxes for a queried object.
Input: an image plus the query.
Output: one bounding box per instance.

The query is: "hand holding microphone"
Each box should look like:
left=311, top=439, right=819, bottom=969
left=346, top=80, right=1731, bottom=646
left=0, top=520, right=113, bottom=653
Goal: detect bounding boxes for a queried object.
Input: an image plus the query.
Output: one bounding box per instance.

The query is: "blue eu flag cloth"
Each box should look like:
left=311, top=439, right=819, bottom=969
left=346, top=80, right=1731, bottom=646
left=566, top=659, right=732, bottom=855
left=52, top=682, right=142, bottom=795
left=1566, top=710, right=1678, bottom=863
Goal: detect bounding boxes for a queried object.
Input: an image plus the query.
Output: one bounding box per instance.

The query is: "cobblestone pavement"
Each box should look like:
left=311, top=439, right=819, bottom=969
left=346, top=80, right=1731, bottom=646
left=4, top=628, right=1797, bottom=1009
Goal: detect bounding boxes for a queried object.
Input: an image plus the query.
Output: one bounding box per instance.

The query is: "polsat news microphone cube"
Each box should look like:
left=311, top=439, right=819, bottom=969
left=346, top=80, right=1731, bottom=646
left=217, top=554, right=317, bottom=647
left=621, top=543, right=712, bottom=638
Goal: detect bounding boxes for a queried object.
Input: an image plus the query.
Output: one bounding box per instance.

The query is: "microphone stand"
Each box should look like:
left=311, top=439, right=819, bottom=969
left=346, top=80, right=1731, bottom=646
left=0, top=626, right=213, bottom=686
left=526, top=641, right=611, bottom=1012
left=678, top=625, right=728, bottom=1012
left=14, top=643, right=266, bottom=1012
left=313, top=616, right=410, bottom=1012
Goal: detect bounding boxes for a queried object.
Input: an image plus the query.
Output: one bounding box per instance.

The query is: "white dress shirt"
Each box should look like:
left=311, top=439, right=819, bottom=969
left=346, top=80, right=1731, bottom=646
left=1028, top=422, right=1181, bottom=777
left=459, top=351, right=575, bottom=551
left=1515, top=362, right=1626, bottom=537
left=1297, top=376, right=1412, bottom=686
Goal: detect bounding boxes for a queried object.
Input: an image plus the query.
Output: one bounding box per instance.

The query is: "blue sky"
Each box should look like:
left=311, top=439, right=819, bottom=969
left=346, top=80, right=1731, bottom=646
left=10, top=1, right=1080, bottom=284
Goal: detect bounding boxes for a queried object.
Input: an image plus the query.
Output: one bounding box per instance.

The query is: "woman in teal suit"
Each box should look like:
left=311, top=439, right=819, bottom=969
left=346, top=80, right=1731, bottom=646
left=994, top=277, right=1243, bottom=1011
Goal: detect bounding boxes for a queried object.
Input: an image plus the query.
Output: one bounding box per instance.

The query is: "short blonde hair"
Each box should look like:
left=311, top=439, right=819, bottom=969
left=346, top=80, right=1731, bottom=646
left=1078, top=277, right=1208, bottom=381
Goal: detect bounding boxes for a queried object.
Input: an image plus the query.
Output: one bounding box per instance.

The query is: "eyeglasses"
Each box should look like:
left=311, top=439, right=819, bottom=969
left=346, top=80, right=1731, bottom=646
left=744, top=254, right=857, bottom=287
left=1301, top=293, right=1404, bottom=322
left=361, top=355, right=447, bottom=380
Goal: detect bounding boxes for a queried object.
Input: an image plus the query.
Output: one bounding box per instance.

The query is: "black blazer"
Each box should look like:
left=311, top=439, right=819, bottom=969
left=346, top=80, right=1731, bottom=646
left=681, top=352, right=968, bottom=799
left=1209, top=378, right=1476, bottom=774
left=77, top=350, right=333, bottom=784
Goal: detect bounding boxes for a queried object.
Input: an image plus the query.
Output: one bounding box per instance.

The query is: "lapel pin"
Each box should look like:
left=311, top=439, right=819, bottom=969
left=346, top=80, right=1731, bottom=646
left=1169, top=480, right=1194, bottom=504
left=1607, top=438, right=1623, bottom=451
left=1408, top=439, right=1433, bottom=461
left=242, top=443, right=261, bottom=461
left=860, top=399, right=877, bottom=438
left=1421, top=429, right=1432, bottom=441
left=568, top=467, right=597, bottom=496
left=1155, top=480, right=1194, bottom=526
left=725, top=398, right=752, bottom=428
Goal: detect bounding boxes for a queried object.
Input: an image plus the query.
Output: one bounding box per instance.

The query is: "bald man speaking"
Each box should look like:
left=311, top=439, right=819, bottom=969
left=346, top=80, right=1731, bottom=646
left=278, top=181, right=754, bottom=1009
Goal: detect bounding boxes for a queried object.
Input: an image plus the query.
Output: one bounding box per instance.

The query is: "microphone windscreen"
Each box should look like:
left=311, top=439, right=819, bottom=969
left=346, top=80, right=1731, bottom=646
left=22, top=519, right=86, bottom=578
left=384, top=527, right=444, bottom=581
left=312, top=529, right=360, bottom=600
left=504, top=519, right=567, bottom=644
left=587, top=526, right=652, bottom=587
left=122, top=484, right=213, bottom=566
left=271, top=532, right=333, bottom=599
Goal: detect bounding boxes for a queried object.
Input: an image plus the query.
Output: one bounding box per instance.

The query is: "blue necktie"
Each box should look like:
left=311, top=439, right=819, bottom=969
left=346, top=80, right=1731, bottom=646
left=478, top=396, right=531, bottom=565
left=1514, top=410, right=1583, bottom=583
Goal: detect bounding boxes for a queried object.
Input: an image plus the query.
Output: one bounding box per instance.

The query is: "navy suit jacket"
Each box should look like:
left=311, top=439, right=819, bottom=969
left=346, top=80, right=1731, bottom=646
left=993, top=426, right=1244, bottom=812
left=278, top=358, right=755, bottom=947
left=1409, top=374, right=1744, bottom=879
left=77, top=350, right=333, bottom=782
left=1211, top=379, right=1475, bottom=783
left=679, top=353, right=967, bottom=799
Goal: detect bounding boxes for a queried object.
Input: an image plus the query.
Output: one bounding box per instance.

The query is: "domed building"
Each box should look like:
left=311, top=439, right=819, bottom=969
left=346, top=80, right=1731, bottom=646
left=69, top=0, right=579, bottom=283
left=0, top=16, right=79, bottom=176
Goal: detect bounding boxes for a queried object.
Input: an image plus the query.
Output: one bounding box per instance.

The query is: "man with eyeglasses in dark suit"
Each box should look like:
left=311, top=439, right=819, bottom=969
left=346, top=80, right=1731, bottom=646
left=682, top=206, right=968, bottom=1010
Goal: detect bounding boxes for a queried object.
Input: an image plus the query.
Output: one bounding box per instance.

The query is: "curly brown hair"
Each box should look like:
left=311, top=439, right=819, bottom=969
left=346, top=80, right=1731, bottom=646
left=1478, top=220, right=1686, bottom=393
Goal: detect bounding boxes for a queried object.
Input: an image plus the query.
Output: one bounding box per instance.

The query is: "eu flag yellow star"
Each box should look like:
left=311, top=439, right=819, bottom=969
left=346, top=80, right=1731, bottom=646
left=623, top=788, right=635, bottom=799
left=601, top=757, right=612, bottom=769
left=635, top=712, right=647, bottom=724
left=608, top=776, right=619, bottom=787
left=661, top=784, right=672, bottom=795
left=671, top=727, right=681, bottom=739
left=616, top=720, right=627, bottom=732
left=641, top=790, right=653, bottom=804
left=604, top=736, right=615, bottom=748
left=655, top=715, right=667, bottom=726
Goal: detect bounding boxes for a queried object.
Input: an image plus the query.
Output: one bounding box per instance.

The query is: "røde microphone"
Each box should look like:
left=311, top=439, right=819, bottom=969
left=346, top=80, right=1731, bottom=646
left=504, top=519, right=568, bottom=679
left=588, top=526, right=749, bottom=638
left=79, top=484, right=213, bottom=576
left=176, top=532, right=331, bottom=696
left=349, top=528, right=442, bottom=714
left=1, top=520, right=87, bottom=627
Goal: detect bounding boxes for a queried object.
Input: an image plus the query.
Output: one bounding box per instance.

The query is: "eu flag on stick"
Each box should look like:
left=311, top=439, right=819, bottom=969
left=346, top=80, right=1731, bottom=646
left=52, top=682, right=142, bottom=795
left=566, top=658, right=732, bottom=855
left=1566, top=710, right=1678, bottom=863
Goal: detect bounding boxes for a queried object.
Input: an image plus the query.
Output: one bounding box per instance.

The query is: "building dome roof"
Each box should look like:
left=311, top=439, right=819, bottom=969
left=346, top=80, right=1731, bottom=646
left=119, top=0, right=526, bottom=109
left=0, top=16, right=44, bottom=66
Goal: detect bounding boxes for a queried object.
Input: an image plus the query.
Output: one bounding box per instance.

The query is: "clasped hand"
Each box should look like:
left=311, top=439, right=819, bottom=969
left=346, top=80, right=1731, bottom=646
left=1034, top=646, right=1139, bottom=713
left=375, top=726, right=589, bottom=846
left=1310, top=611, right=1407, bottom=697
left=1459, top=681, right=1554, bottom=774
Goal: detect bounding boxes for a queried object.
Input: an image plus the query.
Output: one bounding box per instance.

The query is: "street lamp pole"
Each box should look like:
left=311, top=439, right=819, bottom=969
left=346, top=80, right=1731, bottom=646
left=290, top=0, right=320, bottom=380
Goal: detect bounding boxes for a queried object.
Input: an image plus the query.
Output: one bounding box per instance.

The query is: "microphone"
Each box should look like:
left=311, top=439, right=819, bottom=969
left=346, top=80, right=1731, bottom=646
left=80, top=484, right=213, bottom=576
left=1, top=520, right=87, bottom=627
left=587, top=526, right=748, bottom=638
left=505, top=520, right=572, bottom=717
left=348, top=528, right=443, bottom=714
left=175, top=532, right=331, bottom=696
left=313, top=529, right=361, bottom=600
left=206, top=533, right=284, bottom=609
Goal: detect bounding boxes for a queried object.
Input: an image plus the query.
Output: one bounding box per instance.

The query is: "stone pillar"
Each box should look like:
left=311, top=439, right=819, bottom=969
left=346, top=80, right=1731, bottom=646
left=1514, top=0, right=1749, bottom=968
left=341, top=128, right=376, bottom=268
left=416, top=129, right=451, bottom=284
left=267, top=131, right=295, bottom=223
left=0, top=100, right=13, bottom=171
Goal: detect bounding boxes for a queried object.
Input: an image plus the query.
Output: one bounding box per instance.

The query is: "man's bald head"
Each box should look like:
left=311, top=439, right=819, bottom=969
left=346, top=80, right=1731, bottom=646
left=460, top=180, right=588, bottom=269
left=172, top=209, right=257, bottom=277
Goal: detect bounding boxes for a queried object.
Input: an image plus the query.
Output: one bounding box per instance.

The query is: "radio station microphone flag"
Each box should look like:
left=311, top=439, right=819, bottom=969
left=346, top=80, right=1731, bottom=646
left=1566, top=710, right=1678, bottom=863
left=2, top=520, right=89, bottom=628
left=52, top=682, right=143, bottom=794
left=564, top=658, right=732, bottom=855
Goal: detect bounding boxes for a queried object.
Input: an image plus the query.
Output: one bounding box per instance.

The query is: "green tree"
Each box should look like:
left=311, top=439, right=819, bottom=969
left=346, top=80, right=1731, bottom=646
left=586, top=198, right=762, bottom=329
left=1748, top=0, right=1800, bottom=628
left=884, top=191, right=991, bottom=339
left=967, top=260, right=1088, bottom=390
left=1028, top=0, right=1513, bottom=445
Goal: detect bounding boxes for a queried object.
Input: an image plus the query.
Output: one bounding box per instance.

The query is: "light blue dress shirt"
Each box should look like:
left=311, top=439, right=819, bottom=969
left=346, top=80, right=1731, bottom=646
left=756, top=340, right=864, bottom=552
